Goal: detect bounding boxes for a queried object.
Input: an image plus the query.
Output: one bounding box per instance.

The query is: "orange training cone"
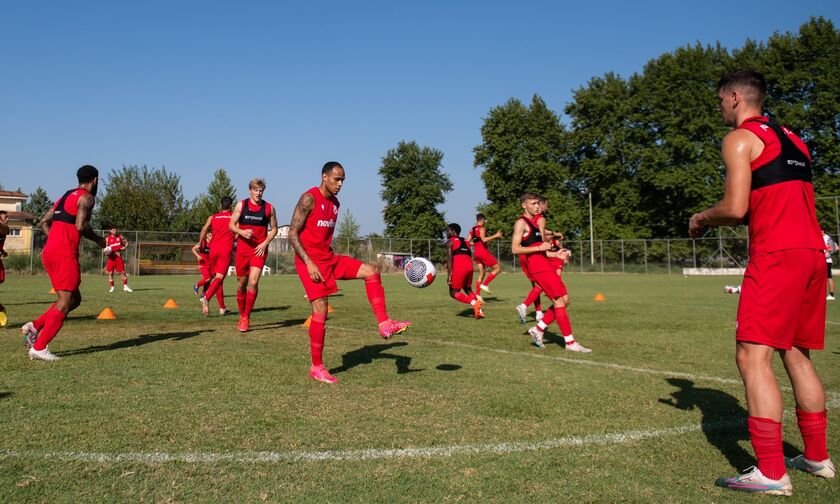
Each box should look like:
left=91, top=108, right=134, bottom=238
left=49, top=287, right=56, bottom=294
left=163, top=299, right=179, bottom=309
left=593, top=293, right=606, bottom=302
left=303, top=315, right=312, bottom=328
left=97, top=307, right=117, bottom=320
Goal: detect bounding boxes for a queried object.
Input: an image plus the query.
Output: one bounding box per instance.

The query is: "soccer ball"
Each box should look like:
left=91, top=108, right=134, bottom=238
left=404, top=257, right=436, bottom=288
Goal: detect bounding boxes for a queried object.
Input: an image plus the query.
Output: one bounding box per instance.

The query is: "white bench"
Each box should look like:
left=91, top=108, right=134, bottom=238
left=227, top=265, right=271, bottom=276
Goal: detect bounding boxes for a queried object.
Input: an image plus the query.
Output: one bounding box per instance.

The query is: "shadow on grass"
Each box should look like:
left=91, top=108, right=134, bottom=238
left=56, top=329, right=214, bottom=357
left=330, top=341, right=423, bottom=376
left=248, top=305, right=291, bottom=315
left=122, top=288, right=163, bottom=292
left=0, top=392, right=13, bottom=400
left=248, top=318, right=308, bottom=331
left=659, top=378, right=798, bottom=470
left=3, top=301, right=54, bottom=306
left=436, top=364, right=462, bottom=371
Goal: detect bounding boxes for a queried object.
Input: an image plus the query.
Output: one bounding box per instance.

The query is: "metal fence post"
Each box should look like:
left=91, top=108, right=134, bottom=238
left=620, top=239, right=625, bottom=273
left=644, top=240, right=648, bottom=274
left=692, top=239, right=697, bottom=268
left=579, top=240, right=583, bottom=272
left=667, top=240, right=671, bottom=274
left=600, top=240, right=604, bottom=273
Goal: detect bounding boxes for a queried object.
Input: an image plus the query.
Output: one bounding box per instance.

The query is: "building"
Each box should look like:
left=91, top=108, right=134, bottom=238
left=0, top=191, right=36, bottom=254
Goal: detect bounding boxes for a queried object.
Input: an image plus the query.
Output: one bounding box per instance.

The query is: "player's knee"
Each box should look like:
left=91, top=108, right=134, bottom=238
left=311, top=298, right=328, bottom=313
left=448, top=289, right=458, bottom=298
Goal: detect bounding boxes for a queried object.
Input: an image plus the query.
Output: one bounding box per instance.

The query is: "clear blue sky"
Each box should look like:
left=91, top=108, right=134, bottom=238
left=1, top=1, right=837, bottom=233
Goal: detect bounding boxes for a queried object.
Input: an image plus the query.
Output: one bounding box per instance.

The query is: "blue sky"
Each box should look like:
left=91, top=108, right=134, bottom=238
left=1, top=1, right=837, bottom=234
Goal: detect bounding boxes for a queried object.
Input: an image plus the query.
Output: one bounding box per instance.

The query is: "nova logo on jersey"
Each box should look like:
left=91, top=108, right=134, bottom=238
left=316, top=220, right=336, bottom=228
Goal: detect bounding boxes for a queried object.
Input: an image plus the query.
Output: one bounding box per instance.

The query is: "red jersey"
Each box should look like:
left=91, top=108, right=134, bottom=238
left=198, top=238, right=210, bottom=258
left=210, top=210, right=235, bottom=251
left=518, top=215, right=552, bottom=273
left=106, top=234, right=125, bottom=259
left=449, top=236, right=473, bottom=271
left=737, top=117, right=823, bottom=257
left=300, top=187, right=339, bottom=262
left=237, top=198, right=273, bottom=248
left=43, top=188, right=92, bottom=257
left=468, top=224, right=489, bottom=253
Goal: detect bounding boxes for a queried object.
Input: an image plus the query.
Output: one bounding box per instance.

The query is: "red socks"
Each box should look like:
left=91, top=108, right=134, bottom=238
left=309, top=312, right=327, bottom=367
left=522, top=286, right=542, bottom=307
left=204, top=277, right=224, bottom=301
left=453, top=292, right=476, bottom=305
left=33, top=306, right=66, bottom=351
left=555, top=307, right=573, bottom=336
left=244, top=289, right=257, bottom=317
left=483, top=272, right=497, bottom=287
left=796, top=408, right=829, bottom=461
left=237, top=290, right=246, bottom=314
left=33, top=304, right=55, bottom=331
left=215, top=284, right=226, bottom=309
left=747, top=416, right=786, bottom=480
left=122, top=277, right=128, bottom=286
left=109, top=279, right=115, bottom=288
left=364, top=274, right=388, bottom=324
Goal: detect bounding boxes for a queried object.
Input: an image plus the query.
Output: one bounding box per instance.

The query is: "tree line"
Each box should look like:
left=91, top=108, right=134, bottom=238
left=17, top=17, right=838, bottom=243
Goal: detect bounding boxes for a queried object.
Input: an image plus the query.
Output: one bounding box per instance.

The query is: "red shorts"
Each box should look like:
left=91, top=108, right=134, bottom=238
left=43, top=251, right=81, bottom=292
left=531, top=268, right=568, bottom=301
left=295, top=254, right=363, bottom=301
left=209, top=248, right=233, bottom=276
left=198, top=259, right=211, bottom=280
left=449, top=265, right=474, bottom=291
left=736, top=249, right=826, bottom=350
left=520, top=258, right=533, bottom=281
left=105, top=255, right=125, bottom=273
left=235, top=246, right=267, bottom=276
left=473, top=247, right=498, bottom=267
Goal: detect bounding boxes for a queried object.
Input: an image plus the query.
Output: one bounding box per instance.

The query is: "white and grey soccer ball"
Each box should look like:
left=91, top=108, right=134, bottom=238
left=404, top=257, right=436, bottom=288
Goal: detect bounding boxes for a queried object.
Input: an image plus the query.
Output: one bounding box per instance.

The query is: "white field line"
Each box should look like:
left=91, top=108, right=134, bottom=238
left=0, top=419, right=746, bottom=464
left=4, top=326, right=836, bottom=465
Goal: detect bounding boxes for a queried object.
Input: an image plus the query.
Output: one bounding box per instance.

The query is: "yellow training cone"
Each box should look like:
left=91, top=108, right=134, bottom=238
left=0, top=310, right=8, bottom=327
left=163, top=299, right=179, bottom=309
left=593, top=293, right=606, bottom=302
left=97, top=307, right=117, bottom=320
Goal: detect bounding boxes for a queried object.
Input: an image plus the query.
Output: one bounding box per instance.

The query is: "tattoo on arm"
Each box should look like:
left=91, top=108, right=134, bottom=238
left=289, top=192, right=314, bottom=263
left=76, top=194, right=104, bottom=246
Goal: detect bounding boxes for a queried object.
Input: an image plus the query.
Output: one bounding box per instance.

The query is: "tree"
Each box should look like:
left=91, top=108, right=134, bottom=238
left=379, top=141, right=453, bottom=240
left=183, top=168, right=237, bottom=231
left=98, top=165, right=189, bottom=231
left=22, top=186, right=53, bottom=221
left=474, top=95, right=582, bottom=236
left=336, top=209, right=361, bottom=240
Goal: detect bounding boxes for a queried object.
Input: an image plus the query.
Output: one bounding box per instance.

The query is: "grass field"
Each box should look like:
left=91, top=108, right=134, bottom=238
left=1, top=271, right=839, bottom=503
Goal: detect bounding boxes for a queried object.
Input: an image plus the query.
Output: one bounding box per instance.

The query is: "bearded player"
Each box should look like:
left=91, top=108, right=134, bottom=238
left=198, top=196, right=235, bottom=317
left=468, top=213, right=503, bottom=295
left=447, top=223, right=484, bottom=318
left=104, top=227, right=132, bottom=292
left=229, top=178, right=278, bottom=332
left=22, top=165, right=107, bottom=361
left=289, top=161, right=411, bottom=384
left=512, top=192, right=590, bottom=352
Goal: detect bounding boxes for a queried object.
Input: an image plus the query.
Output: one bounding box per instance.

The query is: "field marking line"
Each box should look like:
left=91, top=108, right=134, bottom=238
left=0, top=418, right=749, bottom=464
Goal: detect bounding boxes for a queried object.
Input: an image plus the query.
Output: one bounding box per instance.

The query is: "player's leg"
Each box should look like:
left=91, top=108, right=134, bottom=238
left=349, top=260, right=410, bottom=338
left=828, top=264, right=835, bottom=300
left=120, top=258, right=131, bottom=292
left=30, top=289, right=78, bottom=361
left=478, top=253, right=500, bottom=294
left=201, top=272, right=225, bottom=316
left=517, top=282, right=543, bottom=323
left=475, top=263, right=485, bottom=293
left=307, top=296, right=336, bottom=383
left=240, top=265, right=262, bottom=328
left=107, top=267, right=115, bottom=292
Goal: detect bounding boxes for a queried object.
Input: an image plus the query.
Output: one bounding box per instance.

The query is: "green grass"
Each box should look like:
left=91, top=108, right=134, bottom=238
left=1, top=272, right=839, bottom=503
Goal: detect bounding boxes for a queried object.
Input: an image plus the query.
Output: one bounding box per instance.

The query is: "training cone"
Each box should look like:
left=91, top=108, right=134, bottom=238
left=303, top=315, right=312, bottom=328
left=0, top=310, right=8, bottom=327
left=593, top=293, right=606, bottom=302
left=49, top=287, right=56, bottom=294
left=163, top=299, right=179, bottom=309
left=97, top=307, right=117, bottom=320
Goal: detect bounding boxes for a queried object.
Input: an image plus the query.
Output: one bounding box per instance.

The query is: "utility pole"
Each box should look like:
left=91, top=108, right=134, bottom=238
left=589, top=192, right=595, bottom=265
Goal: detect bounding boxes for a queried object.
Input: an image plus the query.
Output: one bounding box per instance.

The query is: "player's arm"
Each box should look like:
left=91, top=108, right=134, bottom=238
left=481, top=227, right=503, bottom=243
left=689, top=130, right=752, bottom=238
left=229, top=201, right=253, bottom=240
left=191, top=243, right=204, bottom=262
left=76, top=193, right=106, bottom=248
left=511, top=219, right=550, bottom=255
left=37, top=206, right=55, bottom=237
left=288, top=192, right=323, bottom=282
left=254, top=207, right=279, bottom=257
left=198, top=215, right=213, bottom=244
left=0, top=214, right=9, bottom=237
left=446, top=242, right=453, bottom=285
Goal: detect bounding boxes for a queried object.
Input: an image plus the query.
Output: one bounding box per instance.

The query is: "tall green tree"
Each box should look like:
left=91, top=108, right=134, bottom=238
left=474, top=95, right=582, bottom=235
left=379, top=141, right=453, bottom=240
left=183, top=168, right=237, bottom=231
left=98, top=165, right=189, bottom=231
left=336, top=209, right=361, bottom=240
left=22, top=186, right=53, bottom=221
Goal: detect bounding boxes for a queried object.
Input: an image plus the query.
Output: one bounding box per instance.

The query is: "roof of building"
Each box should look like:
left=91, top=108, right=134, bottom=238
left=0, top=190, right=28, bottom=199
left=4, top=211, right=36, bottom=222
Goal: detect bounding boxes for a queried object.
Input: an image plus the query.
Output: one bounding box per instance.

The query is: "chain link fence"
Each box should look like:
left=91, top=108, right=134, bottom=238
left=3, top=195, right=837, bottom=276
